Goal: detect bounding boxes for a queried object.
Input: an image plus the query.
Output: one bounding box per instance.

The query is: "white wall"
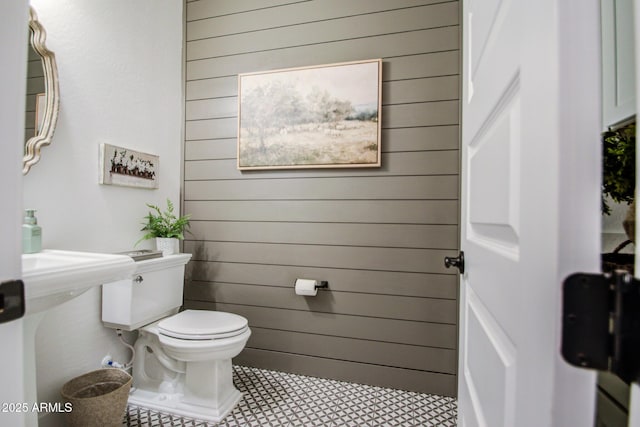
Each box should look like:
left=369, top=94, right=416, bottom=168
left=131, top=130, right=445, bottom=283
left=602, top=196, right=635, bottom=253
left=23, top=1, right=183, bottom=423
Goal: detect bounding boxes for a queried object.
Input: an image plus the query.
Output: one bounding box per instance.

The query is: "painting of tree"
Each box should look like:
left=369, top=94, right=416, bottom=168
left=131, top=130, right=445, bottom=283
left=238, top=59, right=382, bottom=170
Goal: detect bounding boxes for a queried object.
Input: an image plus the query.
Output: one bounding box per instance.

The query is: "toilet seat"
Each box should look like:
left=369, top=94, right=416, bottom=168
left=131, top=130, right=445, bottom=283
left=158, top=309, right=249, bottom=340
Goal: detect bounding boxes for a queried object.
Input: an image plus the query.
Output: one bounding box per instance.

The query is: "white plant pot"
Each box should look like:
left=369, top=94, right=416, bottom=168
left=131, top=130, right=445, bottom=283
left=156, top=237, right=179, bottom=256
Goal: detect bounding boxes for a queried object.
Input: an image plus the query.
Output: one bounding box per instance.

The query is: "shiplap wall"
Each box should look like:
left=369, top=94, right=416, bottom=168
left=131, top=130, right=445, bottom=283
left=182, top=0, right=460, bottom=396
left=25, top=44, right=44, bottom=142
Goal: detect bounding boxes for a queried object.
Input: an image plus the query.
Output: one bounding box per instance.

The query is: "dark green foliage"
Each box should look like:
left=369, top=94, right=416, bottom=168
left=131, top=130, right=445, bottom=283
left=136, top=199, right=191, bottom=244
left=602, top=123, right=636, bottom=215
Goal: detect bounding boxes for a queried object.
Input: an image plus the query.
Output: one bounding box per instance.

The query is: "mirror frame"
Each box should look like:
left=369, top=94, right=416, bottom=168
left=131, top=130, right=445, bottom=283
left=23, top=6, right=59, bottom=175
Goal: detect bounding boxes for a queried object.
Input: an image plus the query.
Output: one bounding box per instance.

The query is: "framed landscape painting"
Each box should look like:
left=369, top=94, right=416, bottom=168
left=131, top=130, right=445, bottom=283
left=237, top=59, right=382, bottom=170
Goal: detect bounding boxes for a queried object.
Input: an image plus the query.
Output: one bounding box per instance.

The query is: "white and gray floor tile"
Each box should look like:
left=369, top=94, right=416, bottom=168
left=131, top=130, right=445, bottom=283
left=123, top=365, right=457, bottom=426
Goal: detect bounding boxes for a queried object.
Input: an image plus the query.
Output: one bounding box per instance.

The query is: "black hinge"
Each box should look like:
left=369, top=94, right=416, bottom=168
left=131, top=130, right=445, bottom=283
left=561, top=271, right=640, bottom=383
left=0, top=280, right=25, bottom=324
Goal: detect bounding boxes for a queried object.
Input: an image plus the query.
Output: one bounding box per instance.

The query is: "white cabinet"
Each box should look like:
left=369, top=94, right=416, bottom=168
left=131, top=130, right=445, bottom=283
left=601, top=0, right=636, bottom=130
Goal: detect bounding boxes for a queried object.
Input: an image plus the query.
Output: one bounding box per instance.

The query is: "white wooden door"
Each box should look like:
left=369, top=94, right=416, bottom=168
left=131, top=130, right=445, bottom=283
left=629, top=0, right=640, bottom=424
left=458, top=1, right=602, bottom=426
left=0, top=2, right=30, bottom=427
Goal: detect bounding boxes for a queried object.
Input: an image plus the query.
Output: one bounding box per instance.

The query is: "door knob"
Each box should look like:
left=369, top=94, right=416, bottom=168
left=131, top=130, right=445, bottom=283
left=444, top=251, right=465, bottom=274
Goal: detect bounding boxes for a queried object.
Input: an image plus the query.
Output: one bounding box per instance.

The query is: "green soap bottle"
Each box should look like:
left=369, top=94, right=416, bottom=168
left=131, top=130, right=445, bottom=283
left=23, top=209, right=42, bottom=254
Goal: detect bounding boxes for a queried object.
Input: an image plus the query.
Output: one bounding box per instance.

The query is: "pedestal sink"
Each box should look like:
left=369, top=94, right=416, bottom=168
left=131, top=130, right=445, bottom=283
left=22, top=249, right=136, bottom=315
left=20, top=250, right=136, bottom=427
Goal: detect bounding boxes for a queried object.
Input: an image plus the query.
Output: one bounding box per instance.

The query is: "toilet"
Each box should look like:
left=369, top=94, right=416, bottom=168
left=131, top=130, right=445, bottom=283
left=101, top=253, right=251, bottom=422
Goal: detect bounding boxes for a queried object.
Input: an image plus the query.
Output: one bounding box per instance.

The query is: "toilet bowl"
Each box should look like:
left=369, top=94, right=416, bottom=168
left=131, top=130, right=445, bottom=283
left=129, top=310, right=251, bottom=421
left=102, top=254, right=251, bottom=422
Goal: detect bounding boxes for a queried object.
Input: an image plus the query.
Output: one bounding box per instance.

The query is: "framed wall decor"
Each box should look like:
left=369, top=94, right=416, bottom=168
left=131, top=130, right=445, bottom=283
left=99, top=143, right=159, bottom=189
left=237, top=59, right=382, bottom=170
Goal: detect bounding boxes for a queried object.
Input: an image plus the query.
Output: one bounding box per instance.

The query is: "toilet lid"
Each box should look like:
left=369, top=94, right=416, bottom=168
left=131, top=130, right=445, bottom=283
left=158, top=310, right=249, bottom=340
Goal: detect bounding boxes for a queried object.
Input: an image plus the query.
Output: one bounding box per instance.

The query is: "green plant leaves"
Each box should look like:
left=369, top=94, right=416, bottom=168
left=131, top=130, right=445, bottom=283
left=135, top=198, right=191, bottom=245
left=602, top=123, right=635, bottom=215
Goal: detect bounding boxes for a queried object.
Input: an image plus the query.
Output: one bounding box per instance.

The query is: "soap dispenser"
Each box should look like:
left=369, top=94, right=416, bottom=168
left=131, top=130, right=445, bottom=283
left=23, top=209, right=42, bottom=254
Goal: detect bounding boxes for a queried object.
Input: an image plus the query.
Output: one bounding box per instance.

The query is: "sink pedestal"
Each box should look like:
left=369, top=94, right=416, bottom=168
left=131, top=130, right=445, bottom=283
left=24, top=312, right=45, bottom=427
left=19, top=250, right=136, bottom=427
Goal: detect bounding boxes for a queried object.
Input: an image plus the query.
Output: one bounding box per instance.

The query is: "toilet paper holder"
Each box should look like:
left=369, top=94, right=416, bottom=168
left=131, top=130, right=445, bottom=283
left=295, top=280, right=329, bottom=289
left=315, top=281, right=329, bottom=289
left=294, top=279, right=328, bottom=296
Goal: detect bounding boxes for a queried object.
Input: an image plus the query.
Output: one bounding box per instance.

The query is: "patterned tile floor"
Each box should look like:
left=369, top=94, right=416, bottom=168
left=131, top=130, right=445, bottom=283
left=123, top=365, right=457, bottom=426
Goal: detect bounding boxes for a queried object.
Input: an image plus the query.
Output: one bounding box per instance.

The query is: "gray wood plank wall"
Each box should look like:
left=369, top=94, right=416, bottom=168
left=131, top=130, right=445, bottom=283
left=183, top=0, right=460, bottom=397
left=25, top=45, right=45, bottom=142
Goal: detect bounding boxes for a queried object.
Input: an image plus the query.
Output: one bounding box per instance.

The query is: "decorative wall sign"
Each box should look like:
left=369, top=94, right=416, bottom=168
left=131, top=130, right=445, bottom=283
left=99, top=143, right=159, bottom=189
left=237, top=59, right=382, bottom=170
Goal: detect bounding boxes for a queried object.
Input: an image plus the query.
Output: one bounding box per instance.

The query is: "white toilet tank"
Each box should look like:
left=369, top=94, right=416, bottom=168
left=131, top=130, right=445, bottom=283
left=102, top=253, right=192, bottom=330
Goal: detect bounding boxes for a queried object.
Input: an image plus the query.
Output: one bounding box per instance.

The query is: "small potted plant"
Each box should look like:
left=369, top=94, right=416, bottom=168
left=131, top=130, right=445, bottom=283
left=602, top=123, right=636, bottom=242
left=136, top=199, right=191, bottom=256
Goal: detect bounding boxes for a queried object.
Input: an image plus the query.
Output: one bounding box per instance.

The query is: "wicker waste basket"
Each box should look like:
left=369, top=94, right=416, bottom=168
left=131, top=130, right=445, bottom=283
left=61, top=368, right=132, bottom=427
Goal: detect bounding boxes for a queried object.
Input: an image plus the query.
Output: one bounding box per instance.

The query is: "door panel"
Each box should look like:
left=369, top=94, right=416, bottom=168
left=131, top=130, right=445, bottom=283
left=465, top=84, right=521, bottom=342
left=461, top=6, right=521, bottom=424
left=464, top=287, right=516, bottom=427
left=468, top=85, right=520, bottom=255
left=459, top=0, right=600, bottom=426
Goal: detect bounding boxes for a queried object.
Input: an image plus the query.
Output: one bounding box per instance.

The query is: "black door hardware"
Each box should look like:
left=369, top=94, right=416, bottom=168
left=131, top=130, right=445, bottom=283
left=561, top=271, right=640, bottom=383
left=0, top=279, right=25, bottom=324
left=444, top=251, right=465, bottom=274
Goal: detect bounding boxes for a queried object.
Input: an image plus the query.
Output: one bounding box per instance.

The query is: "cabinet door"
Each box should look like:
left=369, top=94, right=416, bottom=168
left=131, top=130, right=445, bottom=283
left=601, top=0, right=636, bottom=129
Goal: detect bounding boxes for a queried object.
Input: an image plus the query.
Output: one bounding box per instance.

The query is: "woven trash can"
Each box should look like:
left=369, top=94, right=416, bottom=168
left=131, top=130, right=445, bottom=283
left=61, top=368, right=132, bottom=427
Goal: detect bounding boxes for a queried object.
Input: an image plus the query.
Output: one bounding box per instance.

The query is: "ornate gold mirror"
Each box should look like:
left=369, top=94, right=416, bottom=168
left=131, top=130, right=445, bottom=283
left=23, top=6, right=59, bottom=175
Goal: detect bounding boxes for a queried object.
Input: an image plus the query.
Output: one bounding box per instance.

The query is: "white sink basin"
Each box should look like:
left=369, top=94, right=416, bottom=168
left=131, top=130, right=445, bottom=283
left=22, top=250, right=136, bottom=314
